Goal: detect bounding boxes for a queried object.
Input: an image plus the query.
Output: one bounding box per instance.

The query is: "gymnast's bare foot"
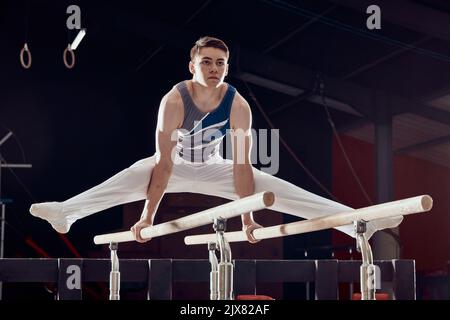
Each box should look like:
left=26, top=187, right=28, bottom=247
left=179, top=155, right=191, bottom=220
left=29, top=202, right=72, bottom=233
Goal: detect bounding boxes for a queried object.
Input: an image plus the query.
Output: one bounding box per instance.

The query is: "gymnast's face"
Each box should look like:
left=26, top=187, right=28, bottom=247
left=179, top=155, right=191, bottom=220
left=189, top=47, right=229, bottom=88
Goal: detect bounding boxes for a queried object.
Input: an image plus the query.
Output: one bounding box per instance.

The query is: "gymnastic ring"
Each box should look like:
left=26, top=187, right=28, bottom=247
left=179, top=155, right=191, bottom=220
left=63, top=44, right=75, bottom=69
left=20, top=43, right=32, bottom=69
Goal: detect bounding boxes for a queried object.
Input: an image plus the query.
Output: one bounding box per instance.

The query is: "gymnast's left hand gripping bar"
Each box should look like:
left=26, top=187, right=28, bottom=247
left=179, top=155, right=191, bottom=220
left=93, top=191, right=275, bottom=245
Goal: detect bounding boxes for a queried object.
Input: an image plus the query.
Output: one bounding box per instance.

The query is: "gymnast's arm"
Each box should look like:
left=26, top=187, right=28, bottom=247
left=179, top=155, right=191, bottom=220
left=230, top=93, right=262, bottom=243
left=131, top=89, right=183, bottom=242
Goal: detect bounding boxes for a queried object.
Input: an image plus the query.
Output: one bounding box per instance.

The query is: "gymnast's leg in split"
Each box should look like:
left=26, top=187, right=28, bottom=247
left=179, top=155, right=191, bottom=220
left=30, top=155, right=197, bottom=233
left=184, top=158, right=403, bottom=240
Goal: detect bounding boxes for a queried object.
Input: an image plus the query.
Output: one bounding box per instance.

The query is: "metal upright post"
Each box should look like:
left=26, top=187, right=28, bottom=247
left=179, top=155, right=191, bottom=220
left=355, top=220, right=376, bottom=300
left=0, top=149, right=3, bottom=300
left=213, top=218, right=233, bottom=300
left=0, top=131, right=32, bottom=300
left=109, top=242, right=120, bottom=300
left=0, top=202, right=4, bottom=300
left=208, top=242, right=219, bottom=300
left=0, top=203, right=4, bottom=259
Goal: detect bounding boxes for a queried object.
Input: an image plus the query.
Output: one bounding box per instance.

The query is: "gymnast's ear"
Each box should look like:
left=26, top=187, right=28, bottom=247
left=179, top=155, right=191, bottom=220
left=189, top=61, right=195, bottom=75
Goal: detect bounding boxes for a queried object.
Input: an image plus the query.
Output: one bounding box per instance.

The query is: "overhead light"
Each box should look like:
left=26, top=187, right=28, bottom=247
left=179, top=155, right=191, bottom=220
left=70, top=28, right=86, bottom=51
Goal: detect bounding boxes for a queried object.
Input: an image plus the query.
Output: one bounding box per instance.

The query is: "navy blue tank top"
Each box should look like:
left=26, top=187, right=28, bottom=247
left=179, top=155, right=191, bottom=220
left=175, top=81, right=236, bottom=163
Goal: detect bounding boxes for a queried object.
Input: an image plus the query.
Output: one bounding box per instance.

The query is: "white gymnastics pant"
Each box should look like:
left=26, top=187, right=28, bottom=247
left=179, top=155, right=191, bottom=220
left=30, top=154, right=402, bottom=237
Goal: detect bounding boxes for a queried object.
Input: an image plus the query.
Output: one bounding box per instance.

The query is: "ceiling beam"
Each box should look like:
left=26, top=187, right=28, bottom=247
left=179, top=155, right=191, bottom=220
left=395, top=134, right=450, bottom=155
left=336, top=118, right=370, bottom=133
left=117, top=12, right=450, bottom=127
left=117, top=12, right=374, bottom=117
left=238, top=72, right=304, bottom=96
left=269, top=91, right=314, bottom=116
left=419, top=85, right=450, bottom=103
left=236, top=48, right=374, bottom=118
left=342, top=36, right=431, bottom=80
left=338, top=101, right=450, bottom=133
left=391, top=96, right=450, bottom=125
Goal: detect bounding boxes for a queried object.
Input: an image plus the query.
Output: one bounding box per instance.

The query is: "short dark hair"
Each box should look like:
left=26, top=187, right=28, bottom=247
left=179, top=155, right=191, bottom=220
left=190, top=36, right=229, bottom=61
